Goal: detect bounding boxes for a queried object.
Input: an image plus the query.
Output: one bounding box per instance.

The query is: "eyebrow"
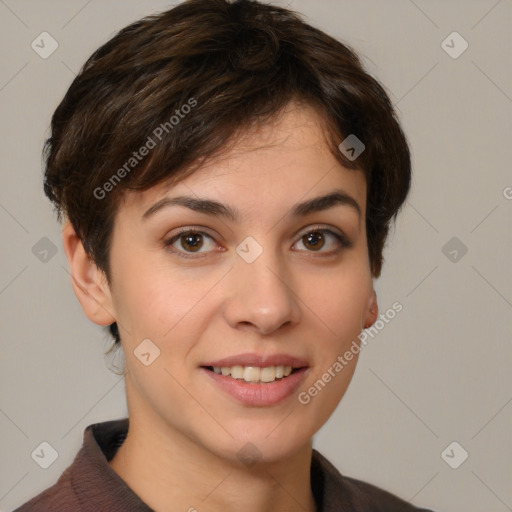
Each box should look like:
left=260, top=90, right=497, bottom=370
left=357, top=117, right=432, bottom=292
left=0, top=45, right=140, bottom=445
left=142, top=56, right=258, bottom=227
left=142, top=189, right=362, bottom=222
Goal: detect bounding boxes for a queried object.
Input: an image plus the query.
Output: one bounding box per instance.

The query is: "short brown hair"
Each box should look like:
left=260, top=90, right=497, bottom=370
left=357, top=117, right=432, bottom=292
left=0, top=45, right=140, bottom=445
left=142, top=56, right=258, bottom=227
left=43, top=0, right=411, bottom=345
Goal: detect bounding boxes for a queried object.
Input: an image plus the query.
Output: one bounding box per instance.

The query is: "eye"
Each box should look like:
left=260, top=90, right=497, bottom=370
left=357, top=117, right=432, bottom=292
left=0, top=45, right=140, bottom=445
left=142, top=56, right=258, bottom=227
left=164, top=228, right=218, bottom=258
left=163, top=225, right=352, bottom=259
left=293, top=226, right=352, bottom=254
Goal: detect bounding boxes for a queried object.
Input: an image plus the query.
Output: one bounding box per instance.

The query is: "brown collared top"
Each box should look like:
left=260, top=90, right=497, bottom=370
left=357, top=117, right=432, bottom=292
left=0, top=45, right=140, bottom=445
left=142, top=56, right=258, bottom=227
left=14, top=419, right=436, bottom=512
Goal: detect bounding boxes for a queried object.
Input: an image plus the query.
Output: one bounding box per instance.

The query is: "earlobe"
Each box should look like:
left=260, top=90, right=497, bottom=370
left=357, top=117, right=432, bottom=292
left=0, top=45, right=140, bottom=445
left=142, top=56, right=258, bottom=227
left=61, top=221, right=116, bottom=327
left=363, top=289, right=378, bottom=329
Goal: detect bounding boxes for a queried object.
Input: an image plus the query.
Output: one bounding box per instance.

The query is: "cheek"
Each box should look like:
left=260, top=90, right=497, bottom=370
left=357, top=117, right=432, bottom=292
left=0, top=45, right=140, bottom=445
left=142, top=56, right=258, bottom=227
left=111, top=253, right=224, bottom=343
left=299, top=262, right=371, bottom=417
left=305, top=264, right=371, bottom=342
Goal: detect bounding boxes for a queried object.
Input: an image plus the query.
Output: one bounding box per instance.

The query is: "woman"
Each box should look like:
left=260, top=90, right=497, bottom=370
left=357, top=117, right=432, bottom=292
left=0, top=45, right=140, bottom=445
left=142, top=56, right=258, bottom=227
left=15, top=0, right=436, bottom=510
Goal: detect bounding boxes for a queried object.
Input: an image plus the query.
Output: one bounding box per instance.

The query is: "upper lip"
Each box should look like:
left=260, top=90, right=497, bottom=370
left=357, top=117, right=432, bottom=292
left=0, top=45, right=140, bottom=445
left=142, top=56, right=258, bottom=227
left=201, top=353, right=309, bottom=368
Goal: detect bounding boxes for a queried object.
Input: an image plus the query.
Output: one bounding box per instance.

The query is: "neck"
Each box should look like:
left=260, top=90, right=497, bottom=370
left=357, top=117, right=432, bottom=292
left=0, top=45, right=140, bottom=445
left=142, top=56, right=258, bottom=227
left=109, top=413, right=316, bottom=512
left=109, top=380, right=316, bottom=512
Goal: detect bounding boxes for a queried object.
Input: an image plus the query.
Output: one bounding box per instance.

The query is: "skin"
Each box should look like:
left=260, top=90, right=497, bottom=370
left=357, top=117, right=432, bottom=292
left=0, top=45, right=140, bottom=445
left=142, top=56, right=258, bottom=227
left=62, top=101, right=378, bottom=512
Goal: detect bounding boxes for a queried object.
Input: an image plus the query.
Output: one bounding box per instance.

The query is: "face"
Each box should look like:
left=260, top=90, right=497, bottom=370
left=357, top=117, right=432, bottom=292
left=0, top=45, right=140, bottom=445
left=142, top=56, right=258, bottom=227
left=77, top=102, right=377, bottom=465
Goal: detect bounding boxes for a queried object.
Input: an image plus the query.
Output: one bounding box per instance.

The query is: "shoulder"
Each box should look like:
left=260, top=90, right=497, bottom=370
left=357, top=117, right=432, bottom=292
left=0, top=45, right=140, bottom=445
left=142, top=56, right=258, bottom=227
left=341, top=474, right=435, bottom=512
left=12, top=467, right=80, bottom=511
left=311, top=449, right=436, bottom=512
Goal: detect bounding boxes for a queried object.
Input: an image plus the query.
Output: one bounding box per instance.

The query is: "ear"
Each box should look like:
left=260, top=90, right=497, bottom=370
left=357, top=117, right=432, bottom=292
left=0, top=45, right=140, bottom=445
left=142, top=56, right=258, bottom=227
left=363, top=288, right=378, bottom=329
left=61, top=220, right=116, bottom=326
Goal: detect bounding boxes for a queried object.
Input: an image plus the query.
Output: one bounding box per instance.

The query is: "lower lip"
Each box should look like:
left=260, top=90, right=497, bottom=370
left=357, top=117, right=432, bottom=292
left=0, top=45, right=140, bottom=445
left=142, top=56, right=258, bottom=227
left=201, top=367, right=309, bottom=407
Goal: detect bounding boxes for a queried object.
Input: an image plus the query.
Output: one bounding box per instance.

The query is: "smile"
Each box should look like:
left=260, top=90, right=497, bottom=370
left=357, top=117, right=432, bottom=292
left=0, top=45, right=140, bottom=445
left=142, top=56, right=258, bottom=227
left=201, top=366, right=309, bottom=407
left=205, top=365, right=297, bottom=383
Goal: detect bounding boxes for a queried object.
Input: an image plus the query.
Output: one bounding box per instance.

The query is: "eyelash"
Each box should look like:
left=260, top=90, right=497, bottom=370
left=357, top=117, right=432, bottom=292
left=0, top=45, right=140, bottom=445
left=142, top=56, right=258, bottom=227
left=163, top=225, right=353, bottom=259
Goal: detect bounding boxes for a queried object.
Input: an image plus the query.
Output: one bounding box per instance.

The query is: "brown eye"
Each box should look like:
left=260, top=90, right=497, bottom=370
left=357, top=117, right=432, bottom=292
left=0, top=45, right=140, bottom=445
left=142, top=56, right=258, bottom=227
left=294, top=228, right=351, bottom=254
left=179, top=232, right=204, bottom=252
left=164, top=229, right=217, bottom=257
left=302, top=231, right=325, bottom=251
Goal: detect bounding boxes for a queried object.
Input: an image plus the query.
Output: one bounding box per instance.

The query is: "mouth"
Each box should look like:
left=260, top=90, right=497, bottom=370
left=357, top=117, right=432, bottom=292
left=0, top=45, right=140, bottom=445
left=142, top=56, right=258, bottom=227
left=200, top=353, right=310, bottom=406
left=200, top=364, right=309, bottom=407
left=201, top=365, right=304, bottom=384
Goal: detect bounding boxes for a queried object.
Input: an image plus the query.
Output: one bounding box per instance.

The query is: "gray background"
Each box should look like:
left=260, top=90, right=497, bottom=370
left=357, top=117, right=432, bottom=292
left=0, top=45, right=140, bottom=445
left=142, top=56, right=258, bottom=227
left=1, top=1, right=511, bottom=511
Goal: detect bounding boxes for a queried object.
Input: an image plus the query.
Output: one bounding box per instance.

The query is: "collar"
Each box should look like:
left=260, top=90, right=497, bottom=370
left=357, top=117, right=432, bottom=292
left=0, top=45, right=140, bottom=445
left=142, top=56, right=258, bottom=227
left=67, top=418, right=426, bottom=512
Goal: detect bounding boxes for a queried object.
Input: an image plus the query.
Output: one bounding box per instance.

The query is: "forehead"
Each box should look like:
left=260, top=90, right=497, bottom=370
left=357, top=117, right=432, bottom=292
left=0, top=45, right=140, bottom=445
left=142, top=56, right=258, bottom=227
left=117, top=102, right=367, bottom=221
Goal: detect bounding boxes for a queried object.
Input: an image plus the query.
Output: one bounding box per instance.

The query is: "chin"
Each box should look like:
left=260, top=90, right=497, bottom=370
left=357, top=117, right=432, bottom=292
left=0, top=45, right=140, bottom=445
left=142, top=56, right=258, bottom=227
left=205, top=419, right=314, bottom=467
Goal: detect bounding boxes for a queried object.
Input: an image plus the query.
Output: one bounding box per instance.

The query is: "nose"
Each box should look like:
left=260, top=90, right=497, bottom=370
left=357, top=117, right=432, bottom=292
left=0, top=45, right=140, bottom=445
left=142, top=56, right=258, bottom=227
left=223, top=244, right=302, bottom=335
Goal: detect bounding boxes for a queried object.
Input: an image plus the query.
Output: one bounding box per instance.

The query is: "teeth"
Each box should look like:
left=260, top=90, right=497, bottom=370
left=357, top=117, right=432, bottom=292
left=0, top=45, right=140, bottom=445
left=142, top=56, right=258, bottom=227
left=260, top=366, right=275, bottom=382
left=211, top=365, right=295, bottom=383
left=231, top=365, right=244, bottom=379
left=244, top=366, right=260, bottom=382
